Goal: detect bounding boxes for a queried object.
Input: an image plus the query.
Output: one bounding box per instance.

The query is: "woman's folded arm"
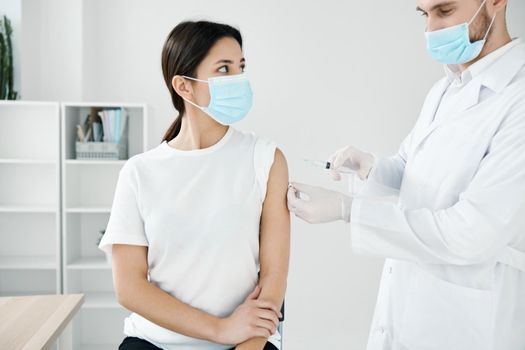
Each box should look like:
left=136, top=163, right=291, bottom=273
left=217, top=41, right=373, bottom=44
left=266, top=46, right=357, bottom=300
left=236, top=148, right=291, bottom=350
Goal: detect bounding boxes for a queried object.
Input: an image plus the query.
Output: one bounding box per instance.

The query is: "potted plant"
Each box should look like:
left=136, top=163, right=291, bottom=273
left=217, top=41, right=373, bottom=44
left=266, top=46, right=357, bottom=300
left=97, top=229, right=112, bottom=265
left=0, top=15, right=18, bottom=100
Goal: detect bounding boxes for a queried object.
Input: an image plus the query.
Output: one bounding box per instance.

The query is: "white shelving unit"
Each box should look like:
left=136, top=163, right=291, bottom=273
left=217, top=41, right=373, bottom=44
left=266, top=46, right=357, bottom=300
left=0, top=101, right=61, bottom=299
left=61, top=102, right=147, bottom=349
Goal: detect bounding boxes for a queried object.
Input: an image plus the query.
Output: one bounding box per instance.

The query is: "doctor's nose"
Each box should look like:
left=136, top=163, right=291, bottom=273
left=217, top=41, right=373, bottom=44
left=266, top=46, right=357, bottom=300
left=425, top=16, right=446, bottom=32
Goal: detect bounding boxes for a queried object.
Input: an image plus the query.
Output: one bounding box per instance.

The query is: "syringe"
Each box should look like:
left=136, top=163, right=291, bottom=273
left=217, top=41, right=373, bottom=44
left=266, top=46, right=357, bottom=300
left=302, top=158, right=356, bottom=174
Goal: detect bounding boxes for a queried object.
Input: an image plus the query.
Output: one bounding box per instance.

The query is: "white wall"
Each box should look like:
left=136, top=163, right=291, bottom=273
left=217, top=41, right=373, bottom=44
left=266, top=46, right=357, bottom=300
left=18, top=1, right=525, bottom=348
left=20, top=0, right=83, bottom=100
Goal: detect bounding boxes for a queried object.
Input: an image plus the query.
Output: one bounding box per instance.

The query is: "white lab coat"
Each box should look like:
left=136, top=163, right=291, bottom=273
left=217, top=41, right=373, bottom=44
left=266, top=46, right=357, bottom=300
left=350, top=39, right=525, bottom=350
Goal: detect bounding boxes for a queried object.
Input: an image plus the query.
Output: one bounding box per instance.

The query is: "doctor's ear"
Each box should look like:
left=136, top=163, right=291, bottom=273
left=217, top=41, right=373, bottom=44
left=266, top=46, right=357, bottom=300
left=171, top=75, right=194, bottom=100
left=488, top=0, right=508, bottom=13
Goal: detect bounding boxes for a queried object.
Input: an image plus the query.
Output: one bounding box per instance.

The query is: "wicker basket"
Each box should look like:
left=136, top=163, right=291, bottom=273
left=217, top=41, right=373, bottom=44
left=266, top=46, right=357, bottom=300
left=75, top=141, right=128, bottom=160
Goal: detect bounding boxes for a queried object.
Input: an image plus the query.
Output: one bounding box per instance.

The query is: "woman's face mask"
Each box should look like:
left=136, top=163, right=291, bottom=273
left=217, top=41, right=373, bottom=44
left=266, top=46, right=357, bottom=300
left=424, top=0, right=496, bottom=65
left=181, top=73, right=253, bottom=125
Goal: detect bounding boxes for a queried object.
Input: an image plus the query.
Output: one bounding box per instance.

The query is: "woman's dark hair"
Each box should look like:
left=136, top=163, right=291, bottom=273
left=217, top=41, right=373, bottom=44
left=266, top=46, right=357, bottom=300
left=161, top=21, right=243, bottom=142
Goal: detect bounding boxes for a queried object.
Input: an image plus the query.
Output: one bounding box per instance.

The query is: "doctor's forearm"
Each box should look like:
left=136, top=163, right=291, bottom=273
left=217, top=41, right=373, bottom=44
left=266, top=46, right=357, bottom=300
left=350, top=195, right=520, bottom=265
left=119, top=279, right=222, bottom=343
left=366, top=155, right=406, bottom=191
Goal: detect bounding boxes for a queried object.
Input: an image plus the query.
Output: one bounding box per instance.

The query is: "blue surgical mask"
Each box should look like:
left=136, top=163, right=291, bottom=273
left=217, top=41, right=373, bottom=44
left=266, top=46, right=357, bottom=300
left=424, top=0, right=496, bottom=65
left=181, top=73, right=253, bottom=125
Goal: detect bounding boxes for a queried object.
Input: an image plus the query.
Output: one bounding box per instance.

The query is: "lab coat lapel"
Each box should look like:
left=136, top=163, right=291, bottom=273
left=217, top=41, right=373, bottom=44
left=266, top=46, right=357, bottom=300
left=413, top=76, right=482, bottom=151
left=413, top=41, right=525, bottom=152
left=411, top=78, right=449, bottom=150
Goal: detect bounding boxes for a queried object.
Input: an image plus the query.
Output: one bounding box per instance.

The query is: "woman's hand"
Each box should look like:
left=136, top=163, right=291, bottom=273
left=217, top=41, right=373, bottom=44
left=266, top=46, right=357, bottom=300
left=215, top=285, right=281, bottom=345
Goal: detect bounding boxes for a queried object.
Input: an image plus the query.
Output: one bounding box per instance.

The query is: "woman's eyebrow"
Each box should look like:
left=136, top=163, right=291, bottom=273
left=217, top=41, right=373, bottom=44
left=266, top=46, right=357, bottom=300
left=214, top=58, right=246, bottom=65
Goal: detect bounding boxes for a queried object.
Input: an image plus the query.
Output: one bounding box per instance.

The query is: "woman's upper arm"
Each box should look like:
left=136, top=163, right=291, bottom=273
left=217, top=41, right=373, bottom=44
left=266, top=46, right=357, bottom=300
left=112, top=244, right=149, bottom=305
left=259, top=148, right=290, bottom=277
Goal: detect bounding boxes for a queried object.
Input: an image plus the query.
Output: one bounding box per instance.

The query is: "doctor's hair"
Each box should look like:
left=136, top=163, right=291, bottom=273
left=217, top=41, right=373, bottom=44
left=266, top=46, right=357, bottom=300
left=161, top=20, right=243, bottom=142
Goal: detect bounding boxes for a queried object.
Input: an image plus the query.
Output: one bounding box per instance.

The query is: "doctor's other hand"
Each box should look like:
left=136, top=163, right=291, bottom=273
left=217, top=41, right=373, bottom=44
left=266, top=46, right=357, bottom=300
left=328, top=145, right=375, bottom=181
left=216, top=285, right=281, bottom=345
left=287, top=182, right=352, bottom=224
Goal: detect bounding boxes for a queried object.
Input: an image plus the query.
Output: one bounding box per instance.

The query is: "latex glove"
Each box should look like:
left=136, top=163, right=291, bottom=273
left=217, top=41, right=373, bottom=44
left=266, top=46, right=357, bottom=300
left=287, top=182, right=352, bottom=224
left=328, top=146, right=375, bottom=181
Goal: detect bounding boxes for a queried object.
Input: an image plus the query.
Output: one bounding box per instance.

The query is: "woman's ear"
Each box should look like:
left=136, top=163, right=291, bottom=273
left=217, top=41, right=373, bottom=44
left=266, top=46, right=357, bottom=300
left=172, top=75, right=193, bottom=100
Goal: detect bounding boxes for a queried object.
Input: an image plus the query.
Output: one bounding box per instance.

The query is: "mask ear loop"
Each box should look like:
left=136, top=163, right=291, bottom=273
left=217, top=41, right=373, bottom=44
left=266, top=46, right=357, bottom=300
left=182, top=75, right=209, bottom=83
left=482, top=14, right=497, bottom=41
left=468, top=0, right=488, bottom=25
left=179, top=76, right=209, bottom=110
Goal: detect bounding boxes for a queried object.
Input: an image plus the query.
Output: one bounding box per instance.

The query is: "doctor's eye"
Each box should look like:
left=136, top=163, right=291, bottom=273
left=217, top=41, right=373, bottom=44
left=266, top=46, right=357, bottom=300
left=218, top=65, right=229, bottom=73
left=240, top=64, right=246, bottom=72
left=438, top=8, right=454, bottom=17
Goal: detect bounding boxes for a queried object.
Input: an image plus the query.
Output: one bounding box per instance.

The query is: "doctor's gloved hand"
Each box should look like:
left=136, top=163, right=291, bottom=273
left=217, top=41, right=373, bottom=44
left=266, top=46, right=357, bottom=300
left=287, top=182, right=352, bottom=224
left=328, top=146, right=375, bottom=181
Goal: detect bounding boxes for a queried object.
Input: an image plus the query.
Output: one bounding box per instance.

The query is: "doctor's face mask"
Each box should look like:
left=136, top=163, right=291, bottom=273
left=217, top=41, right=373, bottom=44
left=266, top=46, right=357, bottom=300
left=423, top=0, right=496, bottom=65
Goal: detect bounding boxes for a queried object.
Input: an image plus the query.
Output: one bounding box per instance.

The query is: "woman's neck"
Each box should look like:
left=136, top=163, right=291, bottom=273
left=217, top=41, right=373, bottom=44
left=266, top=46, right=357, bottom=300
left=168, top=106, right=229, bottom=151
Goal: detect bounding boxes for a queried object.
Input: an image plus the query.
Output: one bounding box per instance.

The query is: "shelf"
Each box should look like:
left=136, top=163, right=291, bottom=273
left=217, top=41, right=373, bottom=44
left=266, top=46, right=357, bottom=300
left=0, top=291, right=120, bottom=309
left=0, top=205, right=58, bottom=213
left=0, top=269, right=58, bottom=297
left=0, top=162, right=58, bottom=208
left=72, top=306, right=131, bottom=345
left=0, top=100, right=59, bottom=107
left=82, top=291, right=120, bottom=309
left=62, top=101, right=146, bottom=109
left=0, top=255, right=57, bottom=269
left=0, top=101, right=146, bottom=347
left=64, top=164, right=120, bottom=208
left=61, top=102, right=147, bottom=347
left=65, top=207, right=111, bottom=213
left=0, top=291, right=59, bottom=297
left=0, top=102, right=60, bottom=160
left=62, top=103, right=146, bottom=160
left=65, top=159, right=126, bottom=166
left=67, top=256, right=111, bottom=270
left=0, top=158, right=57, bottom=165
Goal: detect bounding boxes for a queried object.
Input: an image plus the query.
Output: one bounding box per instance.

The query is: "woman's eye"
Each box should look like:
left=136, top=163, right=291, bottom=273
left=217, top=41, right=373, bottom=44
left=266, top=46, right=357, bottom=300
left=218, top=66, right=228, bottom=73
left=241, top=65, right=246, bottom=72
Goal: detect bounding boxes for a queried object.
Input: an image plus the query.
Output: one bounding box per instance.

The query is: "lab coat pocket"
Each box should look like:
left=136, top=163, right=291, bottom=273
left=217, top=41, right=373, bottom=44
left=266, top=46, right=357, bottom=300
left=399, top=266, right=494, bottom=350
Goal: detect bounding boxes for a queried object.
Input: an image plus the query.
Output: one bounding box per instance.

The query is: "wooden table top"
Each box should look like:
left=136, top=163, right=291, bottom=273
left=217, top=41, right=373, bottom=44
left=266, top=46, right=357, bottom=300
left=0, top=294, right=84, bottom=350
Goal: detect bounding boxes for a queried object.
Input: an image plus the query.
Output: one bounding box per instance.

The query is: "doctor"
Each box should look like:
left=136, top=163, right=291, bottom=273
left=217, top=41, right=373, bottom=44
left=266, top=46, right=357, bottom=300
left=288, top=0, right=525, bottom=349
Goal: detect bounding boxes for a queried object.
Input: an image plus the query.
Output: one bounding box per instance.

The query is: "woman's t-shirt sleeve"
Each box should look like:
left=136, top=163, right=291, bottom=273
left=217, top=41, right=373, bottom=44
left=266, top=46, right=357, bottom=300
left=253, top=136, right=277, bottom=201
left=98, top=159, right=148, bottom=254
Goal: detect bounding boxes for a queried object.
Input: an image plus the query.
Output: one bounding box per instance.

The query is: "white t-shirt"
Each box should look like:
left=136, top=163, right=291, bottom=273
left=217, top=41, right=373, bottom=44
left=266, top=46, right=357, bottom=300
left=98, top=127, right=281, bottom=350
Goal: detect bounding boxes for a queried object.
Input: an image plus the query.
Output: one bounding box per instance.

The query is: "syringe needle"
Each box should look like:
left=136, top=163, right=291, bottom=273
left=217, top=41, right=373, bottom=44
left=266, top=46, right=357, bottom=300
left=302, top=158, right=355, bottom=174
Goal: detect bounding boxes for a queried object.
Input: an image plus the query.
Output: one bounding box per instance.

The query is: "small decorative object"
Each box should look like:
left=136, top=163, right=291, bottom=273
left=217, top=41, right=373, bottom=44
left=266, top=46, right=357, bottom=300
left=75, top=107, right=129, bottom=160
left=97, top=229, right=111, bottom=265
left=0, top=15, right=18, bottom=100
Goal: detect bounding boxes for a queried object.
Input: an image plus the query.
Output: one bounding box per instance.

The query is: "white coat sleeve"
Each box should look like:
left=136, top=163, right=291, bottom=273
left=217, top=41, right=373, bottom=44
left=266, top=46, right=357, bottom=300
left=351, top=102, right=525, bottom=265
left=358, top=130, right=413, bottom=197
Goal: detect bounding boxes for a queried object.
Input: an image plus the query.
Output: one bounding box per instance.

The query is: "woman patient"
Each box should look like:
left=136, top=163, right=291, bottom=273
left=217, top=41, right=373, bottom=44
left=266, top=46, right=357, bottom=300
left=98, top=20, right=290, bottom=350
